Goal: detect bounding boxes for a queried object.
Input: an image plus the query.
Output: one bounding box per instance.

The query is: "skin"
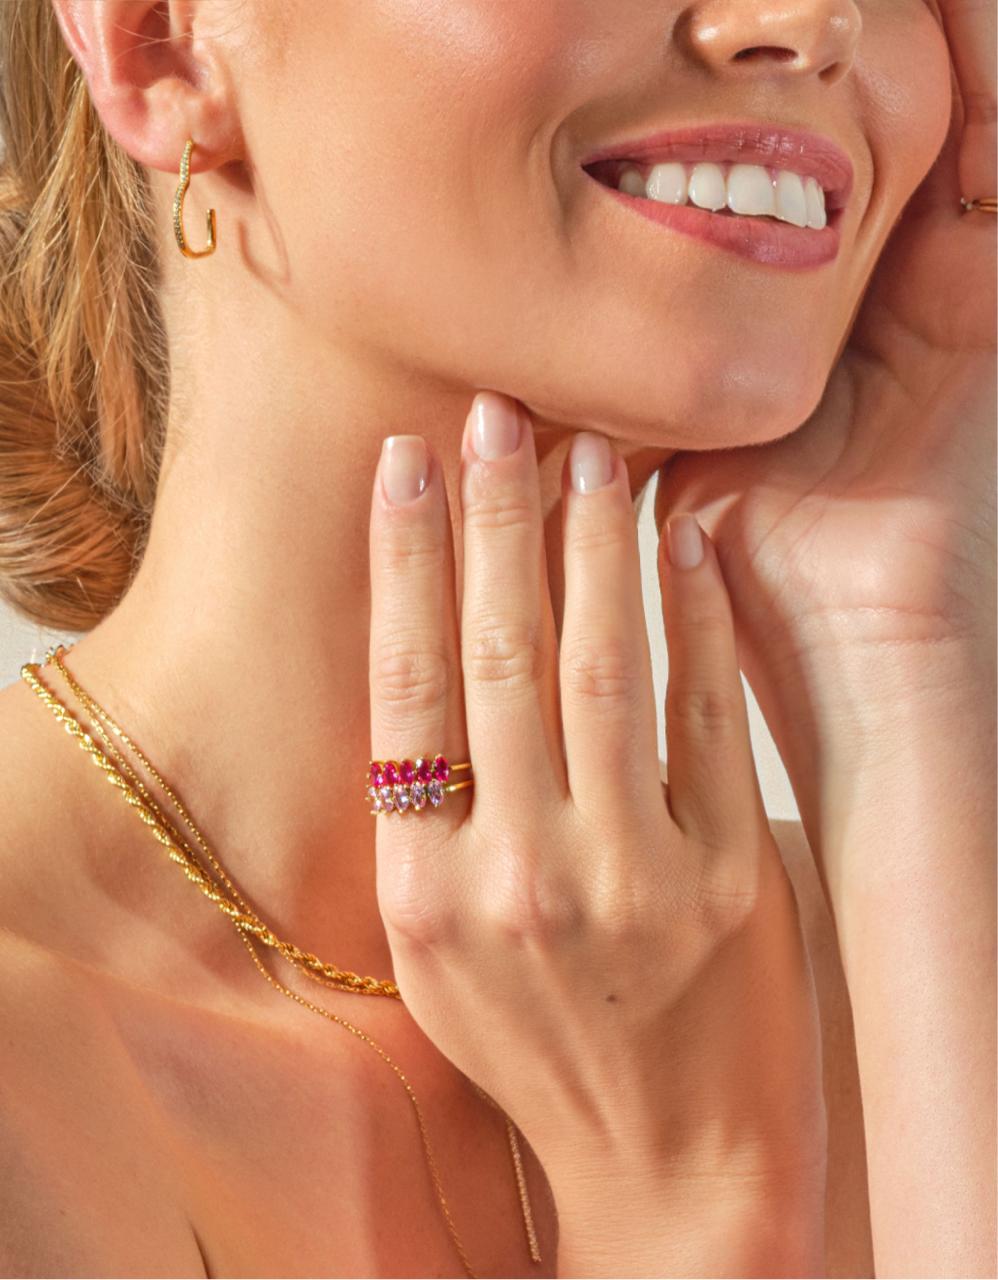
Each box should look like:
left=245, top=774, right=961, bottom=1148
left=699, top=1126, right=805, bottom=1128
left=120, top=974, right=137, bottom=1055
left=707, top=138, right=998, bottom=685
left=0, top=0, right=981, bottom=1274
left=652, top=0, right=998, bottom=1265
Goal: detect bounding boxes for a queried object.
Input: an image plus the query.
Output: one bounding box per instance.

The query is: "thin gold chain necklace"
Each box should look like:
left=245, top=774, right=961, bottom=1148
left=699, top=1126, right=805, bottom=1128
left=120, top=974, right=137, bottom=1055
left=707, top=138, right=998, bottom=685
left=20, top=643, right=542, bottom=1278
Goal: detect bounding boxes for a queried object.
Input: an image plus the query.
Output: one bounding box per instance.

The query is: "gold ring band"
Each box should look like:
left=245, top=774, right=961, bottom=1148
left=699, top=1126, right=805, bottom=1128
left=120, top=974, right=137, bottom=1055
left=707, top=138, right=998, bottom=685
left=960, top=196, right=998, bottom=214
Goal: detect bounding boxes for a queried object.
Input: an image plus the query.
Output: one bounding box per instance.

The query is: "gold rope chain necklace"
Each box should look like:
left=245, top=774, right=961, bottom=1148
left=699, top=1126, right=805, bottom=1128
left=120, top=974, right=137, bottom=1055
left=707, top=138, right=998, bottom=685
left=20, top=644, right=542, bottom=1278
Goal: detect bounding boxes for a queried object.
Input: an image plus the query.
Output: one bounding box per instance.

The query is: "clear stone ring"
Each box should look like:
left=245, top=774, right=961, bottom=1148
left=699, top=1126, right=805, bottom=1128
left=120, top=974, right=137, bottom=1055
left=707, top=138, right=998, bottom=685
left=367, top=755, right=474, bottom=815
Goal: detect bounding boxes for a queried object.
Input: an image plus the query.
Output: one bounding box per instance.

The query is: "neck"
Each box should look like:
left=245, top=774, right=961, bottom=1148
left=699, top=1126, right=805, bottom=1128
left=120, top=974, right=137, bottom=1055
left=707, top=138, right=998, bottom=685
left=56, top=302, right=673, bottom=1006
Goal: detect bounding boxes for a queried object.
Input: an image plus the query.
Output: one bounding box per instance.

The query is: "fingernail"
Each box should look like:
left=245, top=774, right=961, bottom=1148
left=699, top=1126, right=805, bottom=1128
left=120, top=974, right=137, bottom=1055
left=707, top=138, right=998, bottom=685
left=570, top=431, right=613, bottom=493
left=470, top=391, right=522, bottom=460
left=381, top=435, right=429, bottom=505
left=667, top=513, right=704, bottom=569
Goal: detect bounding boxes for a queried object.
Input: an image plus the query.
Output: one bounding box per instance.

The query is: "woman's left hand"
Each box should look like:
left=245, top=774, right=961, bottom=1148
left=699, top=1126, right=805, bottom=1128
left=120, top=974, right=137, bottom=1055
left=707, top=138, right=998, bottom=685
left=652, top=18, right=996, bottom=1272
left=654, top=0, right=995, bottom=751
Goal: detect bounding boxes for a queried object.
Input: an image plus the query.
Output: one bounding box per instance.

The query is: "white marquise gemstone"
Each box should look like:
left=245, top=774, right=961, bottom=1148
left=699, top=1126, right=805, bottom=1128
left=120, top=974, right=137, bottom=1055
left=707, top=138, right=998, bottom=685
left=427, top=779, right=444, bottom=807
left=646, top=161, right=688, bottom=205
left=726, top=164, right=776, bottom=218
left=368, top=785, right=383, bottom=812
left=686, top=162, right=727, bottom=211
left=379, top=784, right=395, bottom=812
left=393, top=784, right=410, bottom=813
left=410, top=782, right=427, bottom=811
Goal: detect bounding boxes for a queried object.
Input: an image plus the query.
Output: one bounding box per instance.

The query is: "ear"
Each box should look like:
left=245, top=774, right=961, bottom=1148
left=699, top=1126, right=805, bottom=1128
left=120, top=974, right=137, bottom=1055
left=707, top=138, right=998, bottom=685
left=50, top=0, right=242, bottom=173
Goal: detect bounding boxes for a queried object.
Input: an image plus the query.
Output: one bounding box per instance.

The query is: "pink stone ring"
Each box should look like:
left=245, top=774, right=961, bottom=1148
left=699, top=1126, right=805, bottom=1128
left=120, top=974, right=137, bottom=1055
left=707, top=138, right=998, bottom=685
left=367, top=755, right=474, bottom=816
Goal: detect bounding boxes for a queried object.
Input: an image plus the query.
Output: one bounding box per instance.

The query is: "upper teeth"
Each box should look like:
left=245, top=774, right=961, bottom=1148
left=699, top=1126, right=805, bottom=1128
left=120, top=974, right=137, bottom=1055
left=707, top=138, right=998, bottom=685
left=616, top=161, right=827, bottom=230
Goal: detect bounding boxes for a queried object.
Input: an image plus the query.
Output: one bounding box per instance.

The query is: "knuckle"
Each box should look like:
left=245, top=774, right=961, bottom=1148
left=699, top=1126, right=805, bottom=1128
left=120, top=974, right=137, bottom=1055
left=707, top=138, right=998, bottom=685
left=666, top=684, right=741, bottom=739
left=483, top=869, right=585, bottom=943
left=586, top=867, right=658, bottom=940
left=464, top=615, right=547, bottom=689
left=381, top=890, right=458, bottom=949
left=372, top=640, right=452, bottom=716
left=378, top=526, right=445, bottom=578
left=379, top=849, right=460, bottom=948
left=687, top=852, right=765, bottom=937
left=671, top=608, right=733, bottom=645
left=561, top=636, right=644, bottom=705
left=569, top=510, right=634, bottom=557
left=463, top=487, right=537, bottom=535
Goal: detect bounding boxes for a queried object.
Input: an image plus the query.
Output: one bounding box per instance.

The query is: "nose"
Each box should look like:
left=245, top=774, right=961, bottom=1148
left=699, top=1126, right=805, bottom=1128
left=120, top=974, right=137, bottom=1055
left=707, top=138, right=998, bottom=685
left=681, top=0, right=861, bottom=87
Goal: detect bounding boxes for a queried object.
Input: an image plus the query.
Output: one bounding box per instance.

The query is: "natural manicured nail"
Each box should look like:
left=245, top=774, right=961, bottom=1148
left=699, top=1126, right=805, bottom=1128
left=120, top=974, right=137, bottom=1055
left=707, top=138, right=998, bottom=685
left=470, top=391, right=522, bottom=460
left=381, top=435, right=429, bottom=505
left=570, top=431, right=613, bottom=493
left=666, top=513, right=704, bottom=569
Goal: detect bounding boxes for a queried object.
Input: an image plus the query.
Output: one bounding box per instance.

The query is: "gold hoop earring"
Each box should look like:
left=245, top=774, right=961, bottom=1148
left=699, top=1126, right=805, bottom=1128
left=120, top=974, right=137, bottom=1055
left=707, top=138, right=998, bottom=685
left=173, top=138, right=217, bottom=258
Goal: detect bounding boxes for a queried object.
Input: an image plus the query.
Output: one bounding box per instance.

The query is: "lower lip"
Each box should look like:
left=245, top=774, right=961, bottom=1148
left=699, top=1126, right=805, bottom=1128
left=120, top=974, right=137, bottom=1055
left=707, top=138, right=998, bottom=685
left=588, top=176, right=842, bottom=270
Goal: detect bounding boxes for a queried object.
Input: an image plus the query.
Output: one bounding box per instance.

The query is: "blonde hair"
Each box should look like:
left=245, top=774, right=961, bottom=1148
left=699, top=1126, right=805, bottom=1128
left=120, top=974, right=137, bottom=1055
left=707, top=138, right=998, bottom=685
left=0, top=1, right=169, bottom=632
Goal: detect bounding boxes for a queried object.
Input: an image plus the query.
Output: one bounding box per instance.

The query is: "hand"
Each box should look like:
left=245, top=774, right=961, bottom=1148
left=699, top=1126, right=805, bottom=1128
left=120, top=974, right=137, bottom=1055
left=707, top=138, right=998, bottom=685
left=644, top=19, right=997, bottom=1270
left=367, top=391, right=824, bottom=1256
left=653, top=0, right=995, bottom=745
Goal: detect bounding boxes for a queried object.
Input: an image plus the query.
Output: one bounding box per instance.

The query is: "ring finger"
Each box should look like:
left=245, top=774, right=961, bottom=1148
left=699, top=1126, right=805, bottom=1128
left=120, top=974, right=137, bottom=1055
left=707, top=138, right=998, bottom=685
left=369, top=433, right=469, bottom=835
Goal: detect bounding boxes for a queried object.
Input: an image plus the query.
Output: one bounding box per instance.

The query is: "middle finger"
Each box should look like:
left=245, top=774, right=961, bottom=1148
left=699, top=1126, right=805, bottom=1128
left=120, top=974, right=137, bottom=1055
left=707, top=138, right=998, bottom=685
left=459, top=390, right=566, bottom=817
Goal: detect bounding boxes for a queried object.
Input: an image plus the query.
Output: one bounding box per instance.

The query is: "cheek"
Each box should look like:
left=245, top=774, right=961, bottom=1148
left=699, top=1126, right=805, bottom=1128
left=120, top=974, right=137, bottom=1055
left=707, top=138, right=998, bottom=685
left=853, top=5, right=953, bottom=229
left=249, top=0, right=582, bottom=353
left=240, top=0, right=957, bottom=453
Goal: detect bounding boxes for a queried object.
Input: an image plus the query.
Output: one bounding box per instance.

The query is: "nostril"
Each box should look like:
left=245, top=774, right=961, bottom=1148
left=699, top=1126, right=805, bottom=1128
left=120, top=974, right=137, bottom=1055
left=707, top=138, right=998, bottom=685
left=732, top=46, right=799, bottom=62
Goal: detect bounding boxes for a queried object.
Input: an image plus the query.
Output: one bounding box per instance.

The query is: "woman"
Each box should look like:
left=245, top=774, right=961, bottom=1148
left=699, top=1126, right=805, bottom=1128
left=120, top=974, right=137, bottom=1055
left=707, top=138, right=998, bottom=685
left=0, top=0, right=993, bottom=1275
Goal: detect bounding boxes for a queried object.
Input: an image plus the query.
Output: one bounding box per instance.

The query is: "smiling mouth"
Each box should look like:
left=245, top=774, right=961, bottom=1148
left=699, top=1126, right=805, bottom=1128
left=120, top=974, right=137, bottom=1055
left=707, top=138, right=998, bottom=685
left=582, top=155, right=841, bottom=231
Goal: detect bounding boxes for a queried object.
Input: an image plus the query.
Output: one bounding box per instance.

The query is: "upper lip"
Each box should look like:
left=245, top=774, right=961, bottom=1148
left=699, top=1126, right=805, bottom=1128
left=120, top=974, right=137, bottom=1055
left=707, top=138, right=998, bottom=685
left=579, top=119, right=854, bottom=211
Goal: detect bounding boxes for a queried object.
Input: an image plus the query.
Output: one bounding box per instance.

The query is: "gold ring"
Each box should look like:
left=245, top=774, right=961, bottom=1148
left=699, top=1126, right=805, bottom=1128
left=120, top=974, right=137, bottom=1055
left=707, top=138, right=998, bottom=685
left=960, top=196, right=997, bottom=214
left=367, top=755, right=473, bottom=814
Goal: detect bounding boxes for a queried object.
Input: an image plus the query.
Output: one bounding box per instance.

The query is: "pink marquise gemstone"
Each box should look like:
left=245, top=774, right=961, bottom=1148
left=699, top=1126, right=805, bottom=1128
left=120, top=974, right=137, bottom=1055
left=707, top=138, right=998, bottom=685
left=410, top=782, right=427, bottom=811
left=432, top=755, right=450, bottom=782
left=383, top=760, right=400, bottom=785
left=399, top=758, right=416, bottom=784
left=427, top=779, right=444, bottom=807
left=378, top=784, right=395, bottom=812
left=393, top=784, right=411, bottom=813
left=369, top=761, right=384, bottom=787
left=367, top=785, right=383, bottom=812
left=415, top=757, right=433, bottom=783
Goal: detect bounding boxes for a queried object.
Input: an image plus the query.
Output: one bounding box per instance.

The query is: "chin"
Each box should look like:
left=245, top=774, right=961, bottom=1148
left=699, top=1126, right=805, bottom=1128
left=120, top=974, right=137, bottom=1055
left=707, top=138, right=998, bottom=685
left=670, top=350, right=830, bottom=449
left=534, top=341, right=832, bottom=453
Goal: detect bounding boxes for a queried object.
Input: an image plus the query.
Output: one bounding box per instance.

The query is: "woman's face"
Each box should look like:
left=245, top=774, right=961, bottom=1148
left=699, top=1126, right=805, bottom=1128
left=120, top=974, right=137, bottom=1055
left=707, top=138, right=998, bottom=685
left=239, top=0, right=952, bottom=448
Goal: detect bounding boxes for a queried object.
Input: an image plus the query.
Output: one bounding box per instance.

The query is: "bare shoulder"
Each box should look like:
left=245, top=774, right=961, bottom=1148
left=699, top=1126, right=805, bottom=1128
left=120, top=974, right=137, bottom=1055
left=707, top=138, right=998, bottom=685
left=0, top=932, right=209, bottom=1277
left=0, top=679, right=208, bottom=1277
